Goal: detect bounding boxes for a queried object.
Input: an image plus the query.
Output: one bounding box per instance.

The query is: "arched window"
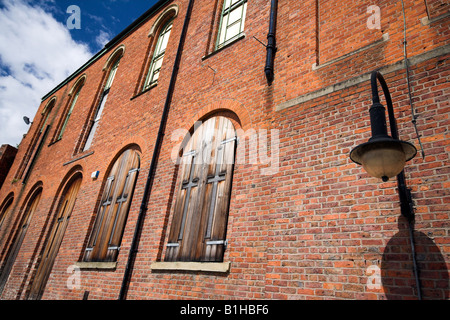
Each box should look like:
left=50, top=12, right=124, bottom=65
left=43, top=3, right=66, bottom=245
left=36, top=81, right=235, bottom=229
left=143, top=18, right=174, bottom=90
left=28, top=173, right=82, bottom=300
left=165, top=117, right=236, bottom=262
left=39, top=98, right=55, bottom=134
left=83, top=48, right=123, bottom=151
left=0, top=194, right=14, bottom=230
left=83, top=148, right=140, bottom=262
left=0, top=186, right=42, bottom=294
left=16, top=98, right=55, bottom=180
left=56, top=76, right=85, bottom=141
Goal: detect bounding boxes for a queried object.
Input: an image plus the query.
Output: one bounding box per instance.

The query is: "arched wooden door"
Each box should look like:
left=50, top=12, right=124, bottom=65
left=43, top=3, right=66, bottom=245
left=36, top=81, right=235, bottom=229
left=28, top=176, right=82, bottom=300
left=0, top=189, right=42, bottom=295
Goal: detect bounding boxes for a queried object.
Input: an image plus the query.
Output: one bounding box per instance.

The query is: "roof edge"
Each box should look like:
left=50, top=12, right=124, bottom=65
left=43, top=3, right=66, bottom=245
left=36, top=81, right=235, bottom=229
left=42, top=0, right=171, bottom=102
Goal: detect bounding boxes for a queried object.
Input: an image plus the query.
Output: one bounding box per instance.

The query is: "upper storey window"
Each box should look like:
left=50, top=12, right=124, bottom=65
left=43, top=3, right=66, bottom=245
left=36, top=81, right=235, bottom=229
left=55, top=76, right=85, bottom=142
left=144, top=18, right=174, bottom=90
left=15, top=98, right=55, bottom=180
left=217, top=0, right=247, bottom=49
left=58, top=88, right=80, bottom=140
left=83, top=55, right=121, bottom=151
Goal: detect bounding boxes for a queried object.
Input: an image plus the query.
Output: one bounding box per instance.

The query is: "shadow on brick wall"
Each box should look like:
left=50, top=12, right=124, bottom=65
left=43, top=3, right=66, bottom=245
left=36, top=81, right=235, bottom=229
left=381, top=216, right=449, bottom=300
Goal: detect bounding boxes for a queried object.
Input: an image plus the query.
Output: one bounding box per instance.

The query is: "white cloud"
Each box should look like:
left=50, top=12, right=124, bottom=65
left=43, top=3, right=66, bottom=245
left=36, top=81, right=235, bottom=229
left=95, top=30, right=113, bottom=49
left=0, top=0, right=93, bottom=146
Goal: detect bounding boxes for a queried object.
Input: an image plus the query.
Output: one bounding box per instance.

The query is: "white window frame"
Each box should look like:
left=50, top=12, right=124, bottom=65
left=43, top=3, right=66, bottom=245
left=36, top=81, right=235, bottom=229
left=144, top=19, right=174, bottom=90
left=216, top=0, right=248, bottom=49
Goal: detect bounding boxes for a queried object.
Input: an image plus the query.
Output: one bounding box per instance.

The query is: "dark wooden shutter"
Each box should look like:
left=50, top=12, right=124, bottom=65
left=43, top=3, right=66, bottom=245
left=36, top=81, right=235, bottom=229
left=0, top=190, right=41, bottom=294
left=165, top=117, right=236, bottom=262
left=28, top=177, right=82, bottom=300
left=84, top=149, right=140, bottom=262
left=202, top=117, right=236, bottom=261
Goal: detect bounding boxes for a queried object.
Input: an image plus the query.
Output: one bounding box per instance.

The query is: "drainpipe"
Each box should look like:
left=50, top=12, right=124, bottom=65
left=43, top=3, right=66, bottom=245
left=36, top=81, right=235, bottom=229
left=265, top=0, right=278, bottom=85
left=118, top=0, right=195, bottom=300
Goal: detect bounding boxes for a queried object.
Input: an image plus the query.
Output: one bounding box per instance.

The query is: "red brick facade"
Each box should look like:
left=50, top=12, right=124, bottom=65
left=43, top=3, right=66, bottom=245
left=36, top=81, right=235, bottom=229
left=0, top=0, right=448, bottom=300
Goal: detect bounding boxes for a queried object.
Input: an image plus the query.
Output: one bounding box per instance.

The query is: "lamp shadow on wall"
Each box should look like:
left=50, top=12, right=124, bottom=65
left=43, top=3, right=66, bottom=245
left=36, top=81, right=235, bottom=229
left=381, top=216, right=449, bottom=300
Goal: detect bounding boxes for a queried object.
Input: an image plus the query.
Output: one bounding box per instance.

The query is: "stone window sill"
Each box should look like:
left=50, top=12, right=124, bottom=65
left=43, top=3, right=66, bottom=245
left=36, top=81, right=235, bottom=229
left=75, top=261, right=117, bottom=270
left=150, top=261, right=230, bottom=273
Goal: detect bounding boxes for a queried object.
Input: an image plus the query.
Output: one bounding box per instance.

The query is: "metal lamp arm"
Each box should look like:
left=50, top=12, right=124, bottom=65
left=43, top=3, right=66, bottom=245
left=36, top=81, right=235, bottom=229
left=371, top=71, right=399, bottom=140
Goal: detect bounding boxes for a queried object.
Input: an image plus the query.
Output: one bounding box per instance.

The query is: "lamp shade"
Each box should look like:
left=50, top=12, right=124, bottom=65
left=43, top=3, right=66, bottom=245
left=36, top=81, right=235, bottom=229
left=350, top=137, right=417, bottom=182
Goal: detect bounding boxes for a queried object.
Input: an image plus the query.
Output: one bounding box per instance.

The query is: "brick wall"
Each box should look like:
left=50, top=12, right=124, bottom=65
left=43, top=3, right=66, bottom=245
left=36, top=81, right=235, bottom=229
left=0, top=0, right=448, bottom=300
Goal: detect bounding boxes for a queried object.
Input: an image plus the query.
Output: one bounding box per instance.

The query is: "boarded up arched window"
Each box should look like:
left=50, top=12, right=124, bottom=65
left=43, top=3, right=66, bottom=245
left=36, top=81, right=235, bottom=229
left=0, top=194, right=14, bottom=230
left=0, top=187, right=42, bottom=294
left=165, top=117, right=236, bottom=262
left=28, top=175, right=82, bottom=300
left=84, top=148, right=140, bottom=262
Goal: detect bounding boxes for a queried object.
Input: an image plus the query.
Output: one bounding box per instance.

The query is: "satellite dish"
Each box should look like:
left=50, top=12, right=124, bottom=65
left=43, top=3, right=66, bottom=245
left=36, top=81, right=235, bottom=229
left=23, top=116, right=31, bottom=125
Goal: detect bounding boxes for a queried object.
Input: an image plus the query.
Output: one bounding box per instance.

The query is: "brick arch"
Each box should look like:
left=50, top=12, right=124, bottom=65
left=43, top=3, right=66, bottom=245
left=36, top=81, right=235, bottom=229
left=68, top=74, right=86, bottom=96
left=54, top=165, right=83, bottom=198
left=0, top=192, right=14, bottom=213
left=0, top=192, right=14, bottom=227
left=42, top=96, right=57, bottom=115
left=102, top=141, right=144, bottom=179
left=148, top=4, right=179, bottom=38
left=21, top=181, right=44, bottom=210
left=109, top=136, right=147, bottom=162
left=188, top=99, right=253, bottom=131
left=102, top=44, right=126, bottom=71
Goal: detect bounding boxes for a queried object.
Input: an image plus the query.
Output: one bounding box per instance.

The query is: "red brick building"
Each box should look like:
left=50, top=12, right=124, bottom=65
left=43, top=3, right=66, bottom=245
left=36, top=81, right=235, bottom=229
left=0, top=0, right=448, bottom=300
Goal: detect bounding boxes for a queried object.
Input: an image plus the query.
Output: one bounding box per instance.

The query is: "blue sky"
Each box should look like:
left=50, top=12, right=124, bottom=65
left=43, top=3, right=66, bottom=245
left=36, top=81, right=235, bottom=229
left=0, top=0, right=160, bottom=146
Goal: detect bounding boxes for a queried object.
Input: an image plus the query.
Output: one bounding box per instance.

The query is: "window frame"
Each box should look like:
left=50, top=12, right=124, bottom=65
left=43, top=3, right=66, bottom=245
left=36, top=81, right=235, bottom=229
left=216, top=0, right=248, bottom=49
left=83, top=57, right=121, bottom=151
left=58, top=89, right=79, bottom=140
left=55, top=76, right=85, bottom=142
left=27, top=174, right=82, bottom=300
left=143, top=18, right=174, bottom=90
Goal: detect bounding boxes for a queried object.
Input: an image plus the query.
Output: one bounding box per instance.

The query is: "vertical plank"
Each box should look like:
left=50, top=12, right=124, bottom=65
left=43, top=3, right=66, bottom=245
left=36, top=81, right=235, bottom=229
left=0, top=191, right=42, bottom=294
left=84, top=149, right=140, bottom=262
left=28, top=177, right=82, bottom=299
left=165, top=117, right=236, bottom=263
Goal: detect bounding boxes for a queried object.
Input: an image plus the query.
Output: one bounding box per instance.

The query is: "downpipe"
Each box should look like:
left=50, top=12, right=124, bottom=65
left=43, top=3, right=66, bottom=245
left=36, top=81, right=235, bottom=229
left=118, top=0, right=196, bottom=300
left=265, top=0, right=278, bottom=85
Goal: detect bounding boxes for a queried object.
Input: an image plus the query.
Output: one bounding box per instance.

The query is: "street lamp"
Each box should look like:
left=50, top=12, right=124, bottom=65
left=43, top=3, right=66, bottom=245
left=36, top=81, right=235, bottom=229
left=350, top=70, right=422, bottom=299
left=350, top=71, right=417, bottom=183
